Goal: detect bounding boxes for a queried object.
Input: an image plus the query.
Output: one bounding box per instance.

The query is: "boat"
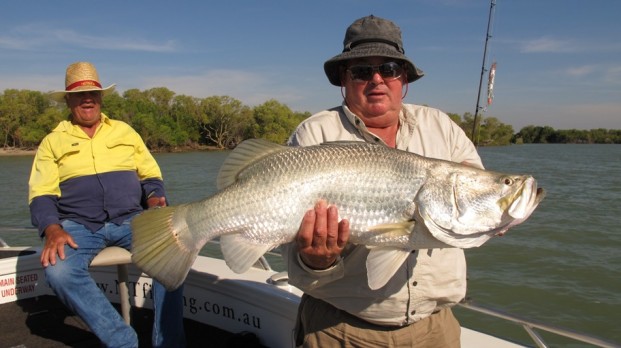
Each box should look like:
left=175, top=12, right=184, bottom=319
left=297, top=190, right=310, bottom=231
left=1, top=230, right=617, bottom=348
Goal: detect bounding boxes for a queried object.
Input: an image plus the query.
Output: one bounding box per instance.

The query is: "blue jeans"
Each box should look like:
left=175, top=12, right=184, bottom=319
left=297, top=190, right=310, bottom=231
left=43, top=219, right=186, bottom=348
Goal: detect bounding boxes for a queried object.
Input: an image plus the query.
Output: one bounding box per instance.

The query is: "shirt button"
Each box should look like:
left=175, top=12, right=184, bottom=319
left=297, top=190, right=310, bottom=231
left=411, top=310, right=416, bottom=315
left=412, top=281, right=418, bottom=286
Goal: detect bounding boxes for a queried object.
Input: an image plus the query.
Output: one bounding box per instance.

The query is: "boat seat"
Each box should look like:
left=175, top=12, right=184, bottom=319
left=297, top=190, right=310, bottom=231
left=90, top=246, right=132, bottom=324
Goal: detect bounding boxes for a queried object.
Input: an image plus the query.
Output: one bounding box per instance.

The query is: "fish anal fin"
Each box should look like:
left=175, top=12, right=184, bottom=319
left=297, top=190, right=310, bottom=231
left=366, top=248, right=411, bottom=290
left=220, top=234, right=277, bottom=273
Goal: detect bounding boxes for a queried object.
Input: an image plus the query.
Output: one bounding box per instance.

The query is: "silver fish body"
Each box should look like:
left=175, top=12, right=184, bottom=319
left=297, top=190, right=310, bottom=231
left=132, top=139, right=545, bottom=290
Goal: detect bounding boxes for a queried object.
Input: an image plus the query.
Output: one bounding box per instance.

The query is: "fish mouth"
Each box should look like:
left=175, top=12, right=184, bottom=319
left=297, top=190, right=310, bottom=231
left=495, top=178, right=546, bottom=236
left=447, top=182, right=546, bottom=243
left=508, top=177, right=544, bottom=218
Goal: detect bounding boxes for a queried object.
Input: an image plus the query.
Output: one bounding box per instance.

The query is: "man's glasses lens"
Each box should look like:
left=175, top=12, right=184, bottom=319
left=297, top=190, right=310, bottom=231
left=348, top=62, right=403, bottom=82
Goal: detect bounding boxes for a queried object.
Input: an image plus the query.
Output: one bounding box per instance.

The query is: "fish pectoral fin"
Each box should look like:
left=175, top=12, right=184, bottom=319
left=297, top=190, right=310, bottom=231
left=366, top=248, right=411, bottom=290
left=367, top=221, right=415, bottom=237
left=220, top=234, right=277, bottom=273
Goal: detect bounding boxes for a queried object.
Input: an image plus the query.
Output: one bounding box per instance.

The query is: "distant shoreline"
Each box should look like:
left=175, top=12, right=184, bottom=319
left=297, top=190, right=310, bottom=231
left=0, top=145, right=221, bottom=157
left=0, top=148, right=36, bottom=157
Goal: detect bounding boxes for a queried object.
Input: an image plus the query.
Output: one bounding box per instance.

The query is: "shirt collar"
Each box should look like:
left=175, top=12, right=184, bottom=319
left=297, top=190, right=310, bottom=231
left=341, top=102, right=417, bottom=150
left=53, top=112, right=110, bottom=136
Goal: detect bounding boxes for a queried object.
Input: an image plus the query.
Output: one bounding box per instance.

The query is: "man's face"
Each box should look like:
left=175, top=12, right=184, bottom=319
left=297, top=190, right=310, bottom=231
left=341, top=57, right=406, bottom=127
left=66, top=91, right=102, bottom=127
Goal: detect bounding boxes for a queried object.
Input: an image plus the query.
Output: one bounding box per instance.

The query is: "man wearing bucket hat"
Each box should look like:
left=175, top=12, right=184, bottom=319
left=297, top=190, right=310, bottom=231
left=285, top=16, right=483, bottom=347
left=29, top=62, right=185, bottom=347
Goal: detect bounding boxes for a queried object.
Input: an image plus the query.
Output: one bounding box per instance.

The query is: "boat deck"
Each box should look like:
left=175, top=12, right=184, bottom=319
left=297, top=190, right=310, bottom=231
left=3, top=295, right=265, bottom=348
left=2, top=243, right=617, bottom=348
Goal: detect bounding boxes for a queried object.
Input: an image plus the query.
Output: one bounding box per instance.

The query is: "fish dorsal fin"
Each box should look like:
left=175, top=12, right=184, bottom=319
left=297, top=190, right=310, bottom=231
left=216, top=139, right=286, bottom=190
left=366, top=248, right=411, bottom=290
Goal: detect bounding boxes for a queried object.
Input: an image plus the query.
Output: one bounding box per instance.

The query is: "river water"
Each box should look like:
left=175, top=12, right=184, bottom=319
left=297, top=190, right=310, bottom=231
left=1, top=144, right=619, bottom=346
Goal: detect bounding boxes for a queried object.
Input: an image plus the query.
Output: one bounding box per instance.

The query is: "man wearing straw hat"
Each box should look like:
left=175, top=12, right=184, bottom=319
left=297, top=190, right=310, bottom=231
left=28, top=62, right=185, bottom=347
left=285, top=16, right=483, bottom=347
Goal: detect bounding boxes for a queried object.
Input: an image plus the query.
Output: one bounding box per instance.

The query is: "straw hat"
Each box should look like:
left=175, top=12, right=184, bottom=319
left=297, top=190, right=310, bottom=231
left=324, top=15, right=424, bottom=86
left=49, top=62, right=116, bottom=102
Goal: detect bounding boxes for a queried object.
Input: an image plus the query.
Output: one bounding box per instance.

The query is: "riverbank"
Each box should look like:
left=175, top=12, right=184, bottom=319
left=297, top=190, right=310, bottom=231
left=0, top=145, right=221, bottom=157
left=0, top=148, right=36, bottom=156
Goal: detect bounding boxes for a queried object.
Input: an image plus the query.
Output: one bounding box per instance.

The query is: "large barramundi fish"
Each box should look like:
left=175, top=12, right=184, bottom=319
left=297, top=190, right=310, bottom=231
left=131, top=139, right=545, bottom=291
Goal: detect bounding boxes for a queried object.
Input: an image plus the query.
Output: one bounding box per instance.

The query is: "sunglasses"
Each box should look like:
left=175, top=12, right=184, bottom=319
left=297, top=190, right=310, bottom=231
left=68, top=90, right=102, bottom=98
left=346, top=62, right=404, bottom=83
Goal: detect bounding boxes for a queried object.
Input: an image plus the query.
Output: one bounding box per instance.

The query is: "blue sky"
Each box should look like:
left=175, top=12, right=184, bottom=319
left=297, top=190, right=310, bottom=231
left=1, top=0, right=619, bottom=131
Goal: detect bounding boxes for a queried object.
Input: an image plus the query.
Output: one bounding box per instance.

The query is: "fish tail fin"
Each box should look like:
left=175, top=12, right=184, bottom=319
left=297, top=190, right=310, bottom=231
left=131, top=206, right=198, bottom=291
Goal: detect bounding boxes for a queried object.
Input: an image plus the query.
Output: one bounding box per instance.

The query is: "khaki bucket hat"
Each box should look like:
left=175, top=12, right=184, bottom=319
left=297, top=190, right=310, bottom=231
left=49, top=62, right=116, bottom=102
left=324, top=15, right=424, bottom=86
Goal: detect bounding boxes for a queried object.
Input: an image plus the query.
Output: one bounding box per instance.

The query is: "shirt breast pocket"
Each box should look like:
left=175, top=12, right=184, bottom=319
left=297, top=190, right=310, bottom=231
left=103, top=140, right=137, bottom=172
left=56, top=142, right=86, bottom=178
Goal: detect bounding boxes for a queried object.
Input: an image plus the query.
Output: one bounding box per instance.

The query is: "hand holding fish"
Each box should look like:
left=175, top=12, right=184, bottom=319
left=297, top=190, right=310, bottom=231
left=146, top=195, right=167, bottom=209
left=296, top=201, right=350, bottom=270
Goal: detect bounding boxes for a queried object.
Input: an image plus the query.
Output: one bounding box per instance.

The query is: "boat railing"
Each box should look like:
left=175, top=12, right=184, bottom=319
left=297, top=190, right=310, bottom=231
left=457, top=299, right=619, bottom=348
left=250, top=248, right=620, bottom=348
left=252, top=247, right=621, bottom=348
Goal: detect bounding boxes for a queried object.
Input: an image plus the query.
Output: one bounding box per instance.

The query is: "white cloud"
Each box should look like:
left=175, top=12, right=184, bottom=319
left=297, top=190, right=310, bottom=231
left=520, top=36, right=574, bottom=53
left=566, top=65, right=594, bottom=77
left=517, top=36, right=621, bottom=55
left=137, top=69, right=305, bottom=107
left=0, top=24, right=176, bottom=52
left=563, top=64, right=621, bottom=86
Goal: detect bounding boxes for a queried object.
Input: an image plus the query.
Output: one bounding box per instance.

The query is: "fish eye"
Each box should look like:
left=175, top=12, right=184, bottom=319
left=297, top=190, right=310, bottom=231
left=503, top=177, right=514, bottom=185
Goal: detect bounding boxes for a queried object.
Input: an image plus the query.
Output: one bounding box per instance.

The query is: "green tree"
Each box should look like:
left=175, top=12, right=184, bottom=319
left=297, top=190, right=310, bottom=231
left=514, top=125, right=536, bottom=143
left=7, top=87, right=620, bottom=150
left=447, top=113, right=463, bottom=127
left=0, top=89, right=51, bottom=148
left=515, top=125, right=552, bottom=143
left=19, top=107, right=65, bottom=147
left=170, top=95, right=202, bottom=146
left=590, top=128, right=613, bottom=144
left=252, top=99, right=307, bottom=144
left=121, top=88, right=175, bottom=148
left=102, top=91, right=130, bottom=123
left=478, top=117, right=514, bottom=145
left=460, top=112, right=476, bottom=140
left=200, top=96, right=253, bottom=149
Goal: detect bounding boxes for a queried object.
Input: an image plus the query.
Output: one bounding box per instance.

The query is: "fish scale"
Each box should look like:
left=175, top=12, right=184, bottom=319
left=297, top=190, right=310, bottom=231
left=208, top=144, right=414, bottom=239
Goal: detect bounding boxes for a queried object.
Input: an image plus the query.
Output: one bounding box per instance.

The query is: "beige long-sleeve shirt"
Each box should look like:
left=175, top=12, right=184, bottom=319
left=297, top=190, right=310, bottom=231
left=285, top=103, right=483, bottom=326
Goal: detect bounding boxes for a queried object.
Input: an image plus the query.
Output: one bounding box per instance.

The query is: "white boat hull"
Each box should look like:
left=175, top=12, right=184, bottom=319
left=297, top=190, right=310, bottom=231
left=6, top=245, right=598, bottom=347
